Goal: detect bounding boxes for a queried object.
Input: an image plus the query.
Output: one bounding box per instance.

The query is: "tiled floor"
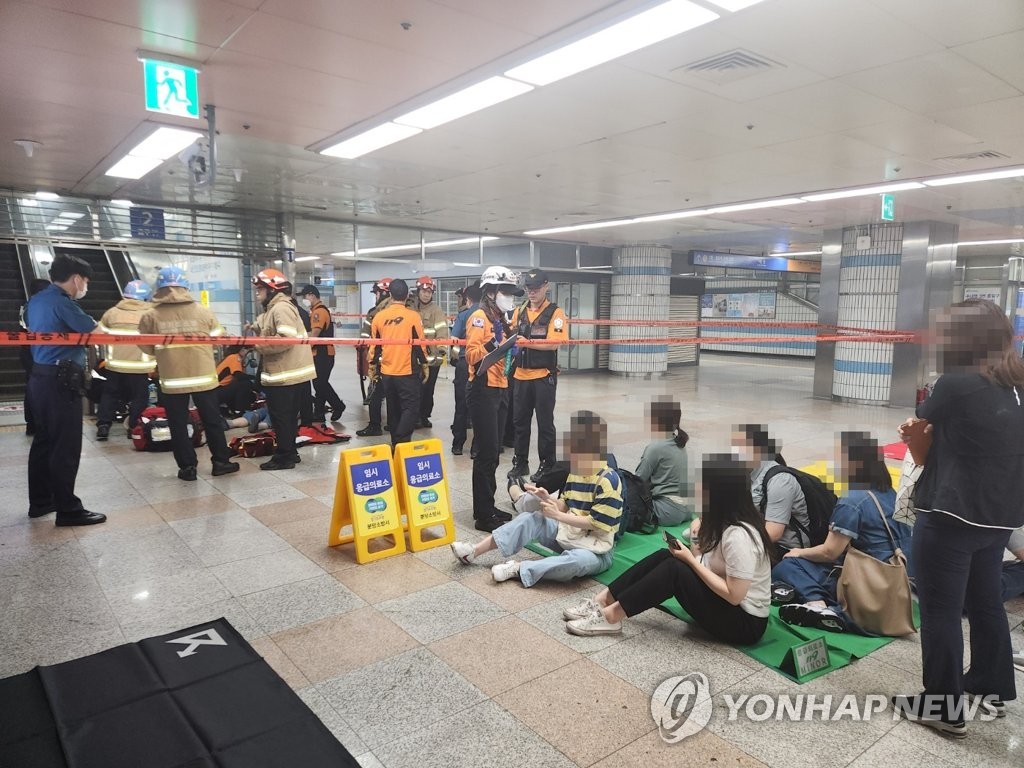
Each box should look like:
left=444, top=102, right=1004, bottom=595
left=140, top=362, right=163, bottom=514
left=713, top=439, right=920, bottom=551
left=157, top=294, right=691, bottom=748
left=2, top=355, right=1023, bottom=767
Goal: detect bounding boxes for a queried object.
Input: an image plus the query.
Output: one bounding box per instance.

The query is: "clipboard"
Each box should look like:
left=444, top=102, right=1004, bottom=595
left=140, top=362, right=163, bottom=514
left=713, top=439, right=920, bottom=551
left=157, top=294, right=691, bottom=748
left=475, top=335, right=517, bottom=377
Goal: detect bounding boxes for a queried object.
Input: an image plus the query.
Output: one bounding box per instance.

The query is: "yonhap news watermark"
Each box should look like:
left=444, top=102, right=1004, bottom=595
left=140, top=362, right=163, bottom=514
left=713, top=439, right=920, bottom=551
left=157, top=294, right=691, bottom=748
left=650, top=672, right=1001, bottom=743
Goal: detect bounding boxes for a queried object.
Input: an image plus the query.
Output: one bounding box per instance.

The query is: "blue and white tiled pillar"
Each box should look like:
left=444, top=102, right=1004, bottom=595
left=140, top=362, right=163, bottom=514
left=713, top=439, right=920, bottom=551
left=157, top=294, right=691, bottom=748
left=609, top=245, right=671, bottom=376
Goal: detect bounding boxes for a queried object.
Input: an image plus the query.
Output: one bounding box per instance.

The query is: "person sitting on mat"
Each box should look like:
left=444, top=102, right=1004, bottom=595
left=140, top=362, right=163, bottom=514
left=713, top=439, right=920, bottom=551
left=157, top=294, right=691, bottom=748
left=774, top=431, right=912, bottom=633
left=563, top=453, right=771, bottom=643
left=635, top=397, right=695, bottom=526
left=450, top=411, right=622, bottom=587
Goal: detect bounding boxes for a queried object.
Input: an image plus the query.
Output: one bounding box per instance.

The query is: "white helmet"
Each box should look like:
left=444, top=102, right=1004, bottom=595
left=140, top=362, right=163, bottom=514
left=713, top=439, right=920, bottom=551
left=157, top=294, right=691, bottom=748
left=480, top=266, right=524, bottom=295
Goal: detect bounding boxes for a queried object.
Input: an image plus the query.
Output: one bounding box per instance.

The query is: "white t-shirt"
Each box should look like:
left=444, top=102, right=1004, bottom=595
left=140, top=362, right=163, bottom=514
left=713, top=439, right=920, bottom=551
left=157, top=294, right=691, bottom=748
left=699, top=523, right=771, bottom=618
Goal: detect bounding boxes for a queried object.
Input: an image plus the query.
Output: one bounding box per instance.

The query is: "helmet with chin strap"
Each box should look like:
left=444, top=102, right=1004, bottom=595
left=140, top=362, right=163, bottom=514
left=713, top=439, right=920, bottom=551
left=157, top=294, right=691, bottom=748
left=415, top=275, right=435, bottom=291
left=252, top=268, right=291, bottom=292
left=480, top=266, right=524, bottom=295
left=373, top=277, right=393, bottom=296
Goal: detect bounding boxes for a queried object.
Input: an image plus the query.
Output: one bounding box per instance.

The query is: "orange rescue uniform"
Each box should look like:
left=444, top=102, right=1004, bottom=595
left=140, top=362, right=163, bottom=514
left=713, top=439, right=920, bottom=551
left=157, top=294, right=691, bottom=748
left=369, top=302, right=426, bottom=375
left=465, top=308, right=509, bottom=388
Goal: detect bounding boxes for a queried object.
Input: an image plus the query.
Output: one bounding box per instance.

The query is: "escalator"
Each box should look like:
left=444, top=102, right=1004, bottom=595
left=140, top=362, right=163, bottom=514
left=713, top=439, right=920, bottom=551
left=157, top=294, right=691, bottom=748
left=0, top=243, right=28, bottom=402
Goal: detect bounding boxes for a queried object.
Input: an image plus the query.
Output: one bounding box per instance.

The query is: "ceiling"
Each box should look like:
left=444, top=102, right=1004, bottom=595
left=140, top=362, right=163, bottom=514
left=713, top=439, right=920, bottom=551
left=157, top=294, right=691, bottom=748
left=1, top=0, right=1024, bottom=259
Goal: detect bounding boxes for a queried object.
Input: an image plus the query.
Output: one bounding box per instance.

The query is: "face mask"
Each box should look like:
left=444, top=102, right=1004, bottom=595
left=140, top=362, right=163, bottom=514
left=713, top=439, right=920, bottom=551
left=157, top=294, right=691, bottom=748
left=302, top=298, right=312, bottom=308
left=74, top=278, right=87, bottom=301
left=496, top=293, right=516, bottom=313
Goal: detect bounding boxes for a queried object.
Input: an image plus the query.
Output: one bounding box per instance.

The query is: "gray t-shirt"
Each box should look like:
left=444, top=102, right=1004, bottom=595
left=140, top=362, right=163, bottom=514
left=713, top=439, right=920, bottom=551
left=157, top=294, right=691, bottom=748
left=636, top=438, right=692, bottom=500
left=1007, top=526, right=1024, bottom=558
left=699, top=523, right=771, bottom=618
left=750, top=461, right=811, bottom=551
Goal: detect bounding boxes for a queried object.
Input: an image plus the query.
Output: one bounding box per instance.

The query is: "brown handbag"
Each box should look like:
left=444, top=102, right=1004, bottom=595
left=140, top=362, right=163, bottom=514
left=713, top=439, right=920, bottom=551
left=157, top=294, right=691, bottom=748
left=836, top=492, right=916, bottom=637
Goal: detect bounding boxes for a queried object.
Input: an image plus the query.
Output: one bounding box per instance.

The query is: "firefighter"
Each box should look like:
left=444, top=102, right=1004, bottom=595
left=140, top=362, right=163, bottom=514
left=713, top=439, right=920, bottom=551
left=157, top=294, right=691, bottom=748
left=357, top=278, right=393, bottom=436
left=465, top=266, right=525, bottom=532
left=137, top=267, right=238, bottom=481
left=409, top=275, right=450, bottom=429
left=368, top=279, right=426, bottom=447
left=95, top=279, right=156, bottom=440
left=508, top=269, right=568, bottom=481
left=251, top=268, right=317, bottom=470
left=299, top=284, right=345, bottom=422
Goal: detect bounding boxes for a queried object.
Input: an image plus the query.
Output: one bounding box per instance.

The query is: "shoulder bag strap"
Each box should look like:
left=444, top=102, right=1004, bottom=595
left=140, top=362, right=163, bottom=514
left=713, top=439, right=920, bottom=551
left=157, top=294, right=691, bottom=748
left=866, top=491, right=901, bottom=552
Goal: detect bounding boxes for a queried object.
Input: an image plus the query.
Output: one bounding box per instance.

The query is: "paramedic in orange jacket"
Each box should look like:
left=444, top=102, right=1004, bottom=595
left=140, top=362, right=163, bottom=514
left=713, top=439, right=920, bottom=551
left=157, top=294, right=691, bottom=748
left=368, top=279, right=426, bottom=447
left=465, top=267, right=525, bottom=532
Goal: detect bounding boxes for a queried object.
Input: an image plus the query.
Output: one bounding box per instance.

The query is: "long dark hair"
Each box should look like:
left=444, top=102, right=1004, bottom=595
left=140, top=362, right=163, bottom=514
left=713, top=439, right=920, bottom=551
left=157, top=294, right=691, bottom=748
left=840, top=431, right=892, bottom=492
left=650, top=398, right=689, bottom=448
left=740, top=423, right=786, bottom=466
left=479, top=285, right=512, bottom=338
left=938, top=300, right=1024, bottom=388
left=697, top=454, right=775, bottom=562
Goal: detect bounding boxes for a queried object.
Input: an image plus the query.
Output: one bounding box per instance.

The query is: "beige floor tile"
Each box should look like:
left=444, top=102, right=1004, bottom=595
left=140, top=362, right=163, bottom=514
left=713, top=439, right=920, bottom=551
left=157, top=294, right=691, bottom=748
left=429, top=615, right=581, bottom=697
left=248, top=497, right=330, bottom=528
left=71, top=505, right=163, bottom=538
left=460, top=565, right=599, bottom=613
left=495, top=658, right=654, bottom=766
left=333, top=553, right=449, bottom=604
left=150, top=494, right=246, bottom=521
left=270, top=606, right=419, bottom=683
left=594, top=729, right=765, bottom=768
left=249, top=635, right=311, bottom=690
left=289, top=477, right=340, bottom=497
left=269, top=514, right=330, bottom=547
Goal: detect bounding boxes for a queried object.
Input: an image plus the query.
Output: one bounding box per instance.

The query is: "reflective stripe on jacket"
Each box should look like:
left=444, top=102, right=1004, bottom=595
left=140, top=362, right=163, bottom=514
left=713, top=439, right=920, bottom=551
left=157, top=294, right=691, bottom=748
left=411, top=298, right=451, bottom=366
left=254, top=292, right=316, bottom=387
left=137, top=287, right=222, bottom=393
left=97, top=298, right=156, bottom=374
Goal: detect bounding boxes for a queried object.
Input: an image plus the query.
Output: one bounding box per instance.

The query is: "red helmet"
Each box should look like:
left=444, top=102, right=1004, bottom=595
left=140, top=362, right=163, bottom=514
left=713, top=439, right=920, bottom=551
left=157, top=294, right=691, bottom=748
left=415, top=275, right=435, bottom=291
left=252, top=268, right=291, bottom=292
left=373, top=277, right=393, bottom=295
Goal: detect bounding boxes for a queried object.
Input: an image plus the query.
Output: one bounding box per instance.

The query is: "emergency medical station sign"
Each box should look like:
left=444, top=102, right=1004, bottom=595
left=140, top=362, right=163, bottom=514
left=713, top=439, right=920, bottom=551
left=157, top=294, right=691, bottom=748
left=349, top=459, right=400, bottom=537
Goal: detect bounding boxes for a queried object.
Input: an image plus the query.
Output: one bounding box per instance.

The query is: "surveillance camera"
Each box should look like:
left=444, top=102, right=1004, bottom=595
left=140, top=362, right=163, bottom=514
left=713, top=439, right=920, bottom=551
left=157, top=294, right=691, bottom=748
left=177, top=140, right=205, bottom=165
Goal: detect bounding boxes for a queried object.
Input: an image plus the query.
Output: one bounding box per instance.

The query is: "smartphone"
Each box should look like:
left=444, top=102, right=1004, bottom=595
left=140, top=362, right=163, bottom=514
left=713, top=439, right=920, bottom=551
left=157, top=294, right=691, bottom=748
left=663, top=531, right=682, bottom=550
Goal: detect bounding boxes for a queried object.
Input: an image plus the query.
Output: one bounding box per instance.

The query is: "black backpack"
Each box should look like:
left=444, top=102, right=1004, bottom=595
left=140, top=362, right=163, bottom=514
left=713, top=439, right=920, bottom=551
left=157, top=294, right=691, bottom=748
left=759, top=466, right=836, bottom=547
left=617, top=467, right=658, bottom=539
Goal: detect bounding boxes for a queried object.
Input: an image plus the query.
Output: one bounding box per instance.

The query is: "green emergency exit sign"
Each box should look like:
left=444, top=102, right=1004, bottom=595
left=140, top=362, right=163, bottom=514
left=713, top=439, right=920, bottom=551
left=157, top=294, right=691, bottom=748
left=880, top=194, right=895, bottom=222
left=142, top=59, right=199, bottom=119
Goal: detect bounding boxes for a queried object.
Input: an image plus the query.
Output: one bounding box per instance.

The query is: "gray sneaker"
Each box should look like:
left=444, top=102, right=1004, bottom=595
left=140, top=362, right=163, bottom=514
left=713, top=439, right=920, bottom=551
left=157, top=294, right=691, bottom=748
left=562, top=597, right=601, bottom=621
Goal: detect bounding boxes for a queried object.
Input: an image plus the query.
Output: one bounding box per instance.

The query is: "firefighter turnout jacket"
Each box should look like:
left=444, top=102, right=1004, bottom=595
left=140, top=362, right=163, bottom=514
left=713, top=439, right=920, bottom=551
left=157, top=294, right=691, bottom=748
left=411, top=297, right=450, bottom=366
left=369, top=302, right=426, bottom=376
left=252, top=292, right=316, bottom=387
left=138, top=286, right=224, bottom=394
left=97, top=298, right=156, bottom=374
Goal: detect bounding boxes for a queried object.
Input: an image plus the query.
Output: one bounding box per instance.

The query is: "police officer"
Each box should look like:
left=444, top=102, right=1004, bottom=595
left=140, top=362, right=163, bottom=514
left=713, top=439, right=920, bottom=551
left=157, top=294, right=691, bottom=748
left=251, top=269, right=317, bottom=470
left=450, top=283, right=480, bottom=455
left=25, top=254, right=106, bottom=526
left=509, top=269, right=568, bottom=481
left=95, top=279, right=155, bottom=440
left=298, top=284, right=345, bottom=422
left=465, top=266, right=524, bottom=532
left=410, top=275, right=450, bottom=429
left=357, top=278, right=393, bottom=436
left=138, top=267, right=239, bottom=481
left=368, top=279, right=426, bottom=447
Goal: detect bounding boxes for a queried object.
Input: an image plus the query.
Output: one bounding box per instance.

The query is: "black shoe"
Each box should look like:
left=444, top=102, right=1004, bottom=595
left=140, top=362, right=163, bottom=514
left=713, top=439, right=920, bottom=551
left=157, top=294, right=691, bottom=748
left=260, top=456, right=296, bottom=471
left=507, top=474, right=526, bottom=503
left=508, top=457, right=530, bottom=478
left=178, top=466, right=197, bottom=481
left=212, top=460, right=240, bottom=477
left=25, top=427, right=35, bottom=436
left=292, top=452, right=302, bottom=464
left=28, top=504, right=56, bottom=519
left=416, top=417, right=432, bottom=429
left=384, top=424, right=393, bottom=432
left=55, top=509, right=107, bottom=527
left=966, top=692, right=1006, bottom=719
left=529, top=461, right=555, bottom=483
left=470, top=448, right=479, bottom=460
left=96, top=424, right=110, bottom=441
left=492, top=508, right=513, bottom=522
left=451, top=444, right=463, bottom=455
left=474, top=516, right=504, bottom=533
left=356, top=425, right=384, bottom=437
left=330, top=404, right=346, bottom=422
left=779, top=603, right=847, bottom=632
left=891, top=695, right=967, bottom=738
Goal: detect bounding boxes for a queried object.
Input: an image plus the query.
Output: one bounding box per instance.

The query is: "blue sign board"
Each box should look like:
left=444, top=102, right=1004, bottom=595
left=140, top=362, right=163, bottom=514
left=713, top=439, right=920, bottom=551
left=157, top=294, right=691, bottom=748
left=403, top=455, right=443, bottom=488
left=691, top=251, right=789, bottom=271
left=130, top=207, right=166, bottom=240
left=350, top=459, right=393, bottom=496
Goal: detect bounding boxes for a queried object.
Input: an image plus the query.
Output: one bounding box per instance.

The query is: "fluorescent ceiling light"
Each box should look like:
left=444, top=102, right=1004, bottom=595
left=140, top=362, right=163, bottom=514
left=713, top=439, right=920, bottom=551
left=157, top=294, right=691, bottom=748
left=333, top=255, right=413, bottom=264
left=394, top=77, right=533, bottom=130
left=631, top=209, right=711, bottom=224
left=923, top=167, right=1024, bottom=187
left=505, top=0, right=719, bottom=86
left=956, top=238, right=1024, bottom=246
left=705, top=0, right=768, bottom=11
left=111, top=199, right=133, bottom=207
left=578, top=265, right=614, bottom=269
left=321, top=123, right=422, bottom=159
left=273, top=259, right=283, bottom=265
left=708, top=198, right=805, bottom=214
left=19, top=198, right=39, bottom=207
left=294, top=255, right=320, bottom=262
left=35, top=191, right=60, bottom=200
left=106, top=155, right=163, bottom=179
left=111, top=236, right=129, bottom=242
left=523, top=219, right=639, bottom=236
left=331, top=236, right=496, bottom=257
left=771, top=250, right=822, bottom=257
left=802, top=182, right=924, bottom=202
left=452, top=261, right=480, bottom=267
left=45, top=223, right=69, bottom=231
left=105, top=126, right=202, bottom=179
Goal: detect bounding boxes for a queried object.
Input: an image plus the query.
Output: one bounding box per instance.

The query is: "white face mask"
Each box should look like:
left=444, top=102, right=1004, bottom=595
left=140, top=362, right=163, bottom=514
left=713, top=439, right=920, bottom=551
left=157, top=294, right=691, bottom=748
left=496, top=292, right=516, bottom=313
left=302, top=298, right=312, bottom=308
left=73, top=277, right=87, bottom=301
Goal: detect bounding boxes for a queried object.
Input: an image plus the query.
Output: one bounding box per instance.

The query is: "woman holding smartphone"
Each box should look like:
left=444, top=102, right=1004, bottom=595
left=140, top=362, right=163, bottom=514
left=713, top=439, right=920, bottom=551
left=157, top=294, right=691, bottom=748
left=564, top=454, right=772, bottom=644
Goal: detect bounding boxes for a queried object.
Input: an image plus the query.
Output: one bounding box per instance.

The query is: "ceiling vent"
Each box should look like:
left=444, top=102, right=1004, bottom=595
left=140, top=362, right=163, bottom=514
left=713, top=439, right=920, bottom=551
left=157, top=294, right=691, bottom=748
left=675, top=49, right=783, bottom=84
left=932, top=149, right=1011, bottom=171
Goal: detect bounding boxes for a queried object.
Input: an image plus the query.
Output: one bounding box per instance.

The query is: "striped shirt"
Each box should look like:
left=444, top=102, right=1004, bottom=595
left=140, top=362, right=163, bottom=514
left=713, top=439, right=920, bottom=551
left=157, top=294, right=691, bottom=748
left=561, top=465, right=623, bottom=534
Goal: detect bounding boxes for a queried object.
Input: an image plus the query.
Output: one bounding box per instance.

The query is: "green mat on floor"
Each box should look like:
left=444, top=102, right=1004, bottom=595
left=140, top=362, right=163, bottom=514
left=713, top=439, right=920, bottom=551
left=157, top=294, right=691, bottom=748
left=526, top=522, right=920, bottom=683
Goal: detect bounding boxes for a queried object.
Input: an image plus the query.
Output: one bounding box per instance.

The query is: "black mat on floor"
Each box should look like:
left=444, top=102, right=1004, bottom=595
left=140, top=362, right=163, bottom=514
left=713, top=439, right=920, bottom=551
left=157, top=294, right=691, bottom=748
left=0, top=618, right=359, bottom=768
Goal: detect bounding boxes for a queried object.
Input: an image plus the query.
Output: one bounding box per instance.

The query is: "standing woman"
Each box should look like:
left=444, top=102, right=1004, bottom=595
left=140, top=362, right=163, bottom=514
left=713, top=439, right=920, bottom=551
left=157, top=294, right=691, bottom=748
left=464, top=266, right=524, bottom=532
left=636, top=398, right=694, bottom=526
left=895, top=299, right=1024, bottom=736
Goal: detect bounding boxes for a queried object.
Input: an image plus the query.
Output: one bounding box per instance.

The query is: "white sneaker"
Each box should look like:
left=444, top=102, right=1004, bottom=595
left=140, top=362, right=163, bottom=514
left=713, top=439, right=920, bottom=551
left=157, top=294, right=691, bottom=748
left=491, top=560, right=521, bottom=583
left=566, top=611, right=622, bottom=637
left=450, top=541, right=475, bottom=564
left=1013, top=649, right=1024, bottom=672
left=562, top=597, right=601, bottom=621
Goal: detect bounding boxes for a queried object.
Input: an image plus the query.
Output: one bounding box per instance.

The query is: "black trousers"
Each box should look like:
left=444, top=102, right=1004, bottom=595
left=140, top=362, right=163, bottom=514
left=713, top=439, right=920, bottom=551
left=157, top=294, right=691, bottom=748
left=265, top=382, right=304, bottom=459
left=513, top=374, right=557, bottom=465
left=468, top=378, right=508, bottom=520
left=420, top=364, right=441, bottom=419
left=299, top=380, right=314, bottom=427
left=383, top=374, right=421, bottom=446
left=609, top=549, right=768, bottom=645
left=367, top=378, right=386, bottom=428
left=163, top=389, right=230, bottom=469
left=217, top=374, right=256, bottom=415
left=913, top=511, right=1017, bottom=704
left=28, top=368, right=84, bottom=514
left=312, top=353, right=344, bottom=414
left=451, top=358, right=470, bottom=446
left=503, top=376, right=517, bottom=447
left=97, top=370, right=150, bottom=429
left=20, top=346, right=34, bottom=432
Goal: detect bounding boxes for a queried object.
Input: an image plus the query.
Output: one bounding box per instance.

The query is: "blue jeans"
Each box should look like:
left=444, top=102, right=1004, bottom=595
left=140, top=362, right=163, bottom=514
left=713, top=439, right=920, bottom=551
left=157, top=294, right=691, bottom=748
left=771, top=557, right=869, bottom=634
left=913, top=511, right=1015, bottom=703
left=491, top=511, right=613, bottom=588
left=1002, top=561, right=1024, bottom=603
